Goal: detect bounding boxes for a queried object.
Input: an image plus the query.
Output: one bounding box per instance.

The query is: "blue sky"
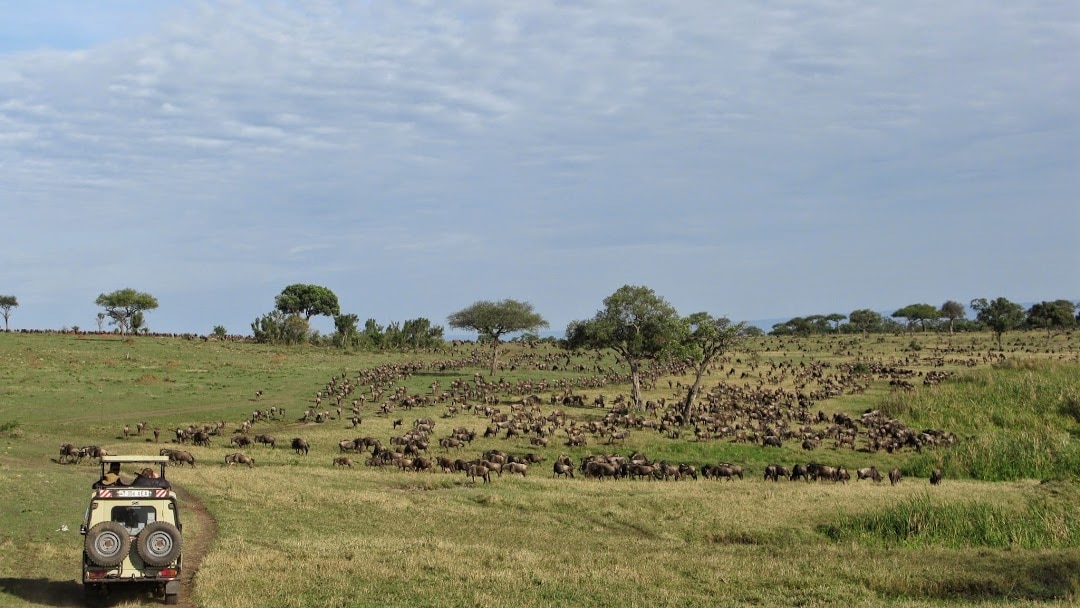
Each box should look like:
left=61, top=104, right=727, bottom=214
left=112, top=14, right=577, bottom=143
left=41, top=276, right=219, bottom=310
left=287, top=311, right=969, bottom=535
left=1, top=1, right=1077, bottom=336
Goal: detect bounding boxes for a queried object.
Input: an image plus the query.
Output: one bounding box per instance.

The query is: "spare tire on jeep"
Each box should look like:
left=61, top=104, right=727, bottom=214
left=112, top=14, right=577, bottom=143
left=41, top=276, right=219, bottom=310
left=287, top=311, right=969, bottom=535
left=85, top=521, right=131, bottom=567
left=136, top=521, right=183, bottom=567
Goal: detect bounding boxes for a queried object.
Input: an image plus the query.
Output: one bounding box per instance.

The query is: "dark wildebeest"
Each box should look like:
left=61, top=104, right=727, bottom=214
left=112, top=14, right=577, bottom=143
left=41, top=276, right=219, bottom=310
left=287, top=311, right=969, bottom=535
left=763, top=464, right=789, bottom=482
left=930, top=468, right=944, bottom=485
left=291, top=438, right=310, bottom=455
left=333, top=456, right=353, bottom=468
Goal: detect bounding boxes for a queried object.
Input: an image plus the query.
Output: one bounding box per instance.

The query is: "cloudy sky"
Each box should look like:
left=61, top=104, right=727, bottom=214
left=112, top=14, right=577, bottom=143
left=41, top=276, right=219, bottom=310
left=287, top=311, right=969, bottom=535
left=1, top=1, right=1076, bottom=336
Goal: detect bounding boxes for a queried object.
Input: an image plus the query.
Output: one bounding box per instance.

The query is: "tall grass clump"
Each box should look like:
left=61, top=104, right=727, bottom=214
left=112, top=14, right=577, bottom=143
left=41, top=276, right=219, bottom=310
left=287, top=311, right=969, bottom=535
left=822, top=492, right=1080, bottom=549
left=881, top=360, right=1080, bottom=481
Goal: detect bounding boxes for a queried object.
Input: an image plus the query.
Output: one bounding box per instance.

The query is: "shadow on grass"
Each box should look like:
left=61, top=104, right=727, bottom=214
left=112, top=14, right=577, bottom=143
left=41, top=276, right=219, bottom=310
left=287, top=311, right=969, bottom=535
left=0, top=578, right=83, bottom=607
left=0, top=578, right=166, bottom=607
left=874, top=553, right=1079, bottom=602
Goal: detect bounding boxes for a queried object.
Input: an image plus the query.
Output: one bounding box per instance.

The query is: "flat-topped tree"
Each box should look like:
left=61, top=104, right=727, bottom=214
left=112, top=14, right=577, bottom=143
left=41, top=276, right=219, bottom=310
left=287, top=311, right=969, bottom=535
left=0, top=295, right=17, bottom=331
left=275, top=284, right=340, bottom=321
left=940, top=300, right=966, bottom=334
left=892, top=303, right=940, bottom=332
left=95, top=289, right=158, bottom=335
left=448, top=299, right=548, bottom=377
left=566, top=285, right=684, bottom=409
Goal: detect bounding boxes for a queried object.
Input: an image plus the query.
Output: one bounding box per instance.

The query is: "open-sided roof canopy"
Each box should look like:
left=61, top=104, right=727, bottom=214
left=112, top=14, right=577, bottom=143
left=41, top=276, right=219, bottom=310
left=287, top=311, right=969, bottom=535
left=101, top=455, right=170, bottom=463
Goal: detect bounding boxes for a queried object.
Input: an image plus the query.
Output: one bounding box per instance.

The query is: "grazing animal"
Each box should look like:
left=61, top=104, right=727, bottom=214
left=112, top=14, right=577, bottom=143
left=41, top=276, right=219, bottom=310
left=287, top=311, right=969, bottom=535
left=763, top=464, right=790, bottom=482
left=224, top=453, right=254, bottom=467
left=291, top=437, right=310, bottom=455
left=856, top=466, right=883, bottom=483
left=553, top=462, right=575, bottom=479
left=467, top=463, right=491, bottom=483
left=333, top=457, right=353, bottom=468
left=790, top=463, right=810, bottom=481
left=505, top=462, right=528, bottom=477
left=930, top=468, right=944, bottom=485
left=889, top=466, right=902, bottom=485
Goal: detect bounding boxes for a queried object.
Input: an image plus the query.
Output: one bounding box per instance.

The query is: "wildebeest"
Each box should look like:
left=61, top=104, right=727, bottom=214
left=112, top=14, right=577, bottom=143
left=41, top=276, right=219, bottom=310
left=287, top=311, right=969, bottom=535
left=467, top=463, right=491, bottom=483
left=790, top=463, right=810, bottom=481
left=229, top=435, right=250, bottom=448
left=930, top=468, right=944, bottom=485
left=255, top=434, right=276, bottom=449
left=889, top=466, right=902, bottom=485
left=856, top=466, right=882, bottom=483
left=705, top=463, right=743, bottom=481
left=160, top=448, right=196, bottom=467
left=763, top=463, right=790, bottom=482
left=224, top=452, right=254, bottom=467
left=59, top=443, right=82, bottom=464
left=505, top=462, right=528, bottom=477
left=333, top=456, right=353, bottom=468
left=291, top=438, right=310, bottom=455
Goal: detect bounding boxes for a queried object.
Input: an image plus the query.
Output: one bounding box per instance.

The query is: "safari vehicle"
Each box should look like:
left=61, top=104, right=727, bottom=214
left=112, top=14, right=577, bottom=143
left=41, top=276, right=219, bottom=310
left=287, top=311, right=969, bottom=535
left=81, top=455, right=183, bottom=605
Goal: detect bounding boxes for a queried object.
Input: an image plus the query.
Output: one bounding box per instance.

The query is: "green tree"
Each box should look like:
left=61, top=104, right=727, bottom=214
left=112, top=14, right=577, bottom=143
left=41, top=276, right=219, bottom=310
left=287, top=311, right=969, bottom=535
left=1026, top=300, right=1077, bottom=341
left=251, top=311, right=310, bottom=345
left=361, top=318, right=384, bottom=349
left=333, top=313, right=360, bottom=349
left=448, top=299, right=548, bottom=376
left=824, top=313, right=847, bottom=333
left=680, top=313, right=748, bottom=419
left=402, top=317, right=444, bottom=349
left=0, top=295, right=17, bottom=331
left=892, top=303, right=939, bottom=332
left=970, top=297, right=1025, bottom=350
left=940, top=300, right=966, bottom=334
left=849, top=309, right=883, bottom=335
left=95, top=288, right=159, bottom=335
left=212, top=325, right=228, bottom=339
left=274, top=284, right=340, bottom=320
left=566, top=285, right=684, bottom=408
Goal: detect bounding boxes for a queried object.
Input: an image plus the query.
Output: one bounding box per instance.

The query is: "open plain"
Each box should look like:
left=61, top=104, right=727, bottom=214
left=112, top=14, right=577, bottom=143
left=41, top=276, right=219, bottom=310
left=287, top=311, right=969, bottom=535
left=1, top=330, right=1077, bottom=607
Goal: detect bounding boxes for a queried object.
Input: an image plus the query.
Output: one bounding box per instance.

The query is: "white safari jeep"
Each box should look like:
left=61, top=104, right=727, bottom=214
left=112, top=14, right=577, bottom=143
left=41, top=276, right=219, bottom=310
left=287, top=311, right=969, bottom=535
left=81, top=455, right=183, bottom=605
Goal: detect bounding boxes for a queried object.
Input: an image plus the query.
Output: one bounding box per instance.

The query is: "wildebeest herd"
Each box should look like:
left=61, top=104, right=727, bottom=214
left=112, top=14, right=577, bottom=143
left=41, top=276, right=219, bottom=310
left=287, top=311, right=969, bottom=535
left=55, top=346, right=960, bottom=488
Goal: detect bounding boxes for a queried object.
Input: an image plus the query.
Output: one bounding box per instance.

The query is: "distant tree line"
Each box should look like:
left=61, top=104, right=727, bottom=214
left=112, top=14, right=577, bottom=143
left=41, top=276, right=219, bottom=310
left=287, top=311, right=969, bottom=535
left=769, top=298, right=1079, bottom=348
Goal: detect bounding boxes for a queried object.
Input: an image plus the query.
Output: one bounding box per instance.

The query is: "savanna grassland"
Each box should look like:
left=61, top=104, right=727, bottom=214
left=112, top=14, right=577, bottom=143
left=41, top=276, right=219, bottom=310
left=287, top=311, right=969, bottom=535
left=0, top=330, right=1078, bottom=608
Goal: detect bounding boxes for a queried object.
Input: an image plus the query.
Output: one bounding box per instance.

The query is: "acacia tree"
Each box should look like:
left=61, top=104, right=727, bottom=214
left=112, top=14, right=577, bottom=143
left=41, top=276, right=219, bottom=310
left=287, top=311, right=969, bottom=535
left=892, top=303, right=939, bottom=332
left=448, top=299, right=547, bottom=376
left=0, top=295, right=17, bottom=331
left=275, top=284, right=340, bottom=320
left=95, top=289, right=158, bottom=335
left=970, top=297, right=1025, bottom=350
left=940, top=300, right=966, bottom=334
left=566, top=285, right=684, bottom=408
left=1026, top=300, right=1077, bottom=341
left=848, top=309, right=883, bottom=335
left=680, top=313, right=748, bottom=419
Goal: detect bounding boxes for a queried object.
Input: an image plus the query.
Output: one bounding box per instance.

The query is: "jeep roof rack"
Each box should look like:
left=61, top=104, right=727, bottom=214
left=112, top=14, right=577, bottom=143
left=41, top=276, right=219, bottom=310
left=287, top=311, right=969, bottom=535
left=101, top=455, right=170, bottom=463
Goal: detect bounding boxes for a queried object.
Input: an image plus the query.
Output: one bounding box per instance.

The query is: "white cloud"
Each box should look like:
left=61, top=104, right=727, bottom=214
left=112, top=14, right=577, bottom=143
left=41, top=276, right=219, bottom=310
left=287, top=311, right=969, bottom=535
left=0, top=1, right=1076, bottom=333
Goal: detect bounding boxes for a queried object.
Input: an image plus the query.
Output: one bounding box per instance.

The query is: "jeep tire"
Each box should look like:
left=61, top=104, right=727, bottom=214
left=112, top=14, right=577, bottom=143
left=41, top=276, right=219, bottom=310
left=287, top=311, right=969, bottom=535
left=136, top=521, right=182, bottom=567
left=85, top=521, right=131, bottom=567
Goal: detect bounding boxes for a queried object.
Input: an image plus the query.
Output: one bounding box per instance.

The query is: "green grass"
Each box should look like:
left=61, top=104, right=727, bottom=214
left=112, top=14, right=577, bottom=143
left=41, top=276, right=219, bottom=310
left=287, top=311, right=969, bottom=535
left=0, top=331, right=1078, bottom=607
left=823, top=485, right=1080, bottom=549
